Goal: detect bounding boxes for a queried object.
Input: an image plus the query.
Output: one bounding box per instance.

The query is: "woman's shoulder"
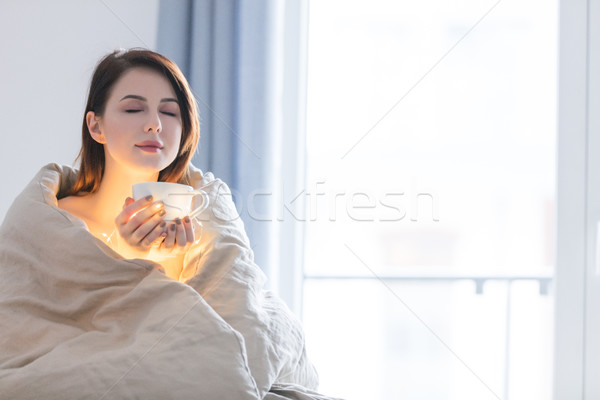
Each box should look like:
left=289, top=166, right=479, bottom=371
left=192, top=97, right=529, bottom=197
left=57, top=191, right=98, bottom=225
left=57, top=194, right=88, bottom=219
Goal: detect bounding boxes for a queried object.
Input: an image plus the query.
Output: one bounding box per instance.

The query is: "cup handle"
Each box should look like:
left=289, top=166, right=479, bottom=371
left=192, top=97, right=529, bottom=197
left=188, top=190, right=210, bottom=219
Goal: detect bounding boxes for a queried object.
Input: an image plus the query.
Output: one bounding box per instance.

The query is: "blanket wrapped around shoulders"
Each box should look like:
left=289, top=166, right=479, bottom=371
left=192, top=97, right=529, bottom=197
left=0, top=164, right=333, bottom=400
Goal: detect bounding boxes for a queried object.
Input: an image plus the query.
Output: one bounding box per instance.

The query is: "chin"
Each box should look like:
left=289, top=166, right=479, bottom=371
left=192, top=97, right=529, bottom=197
left=129, top=162, right=171, bottom=178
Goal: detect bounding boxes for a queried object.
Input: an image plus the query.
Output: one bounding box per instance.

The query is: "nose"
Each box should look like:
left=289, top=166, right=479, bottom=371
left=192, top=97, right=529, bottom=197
left=145, top=113, right=162, bottom=134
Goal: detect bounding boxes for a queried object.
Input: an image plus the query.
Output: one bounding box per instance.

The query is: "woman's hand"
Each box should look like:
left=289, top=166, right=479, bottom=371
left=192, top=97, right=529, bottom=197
left=115, top=195, right=196, bottom=258
left=158, top=215, right=196, bottom=256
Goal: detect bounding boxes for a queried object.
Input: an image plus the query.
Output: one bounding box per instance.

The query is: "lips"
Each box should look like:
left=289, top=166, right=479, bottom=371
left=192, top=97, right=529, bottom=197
left=135, top=141, right=163, bottom=153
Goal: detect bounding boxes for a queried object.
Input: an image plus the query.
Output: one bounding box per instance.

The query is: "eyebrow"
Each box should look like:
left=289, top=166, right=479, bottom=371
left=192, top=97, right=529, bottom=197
left=119, top=94, right=178, bottom=103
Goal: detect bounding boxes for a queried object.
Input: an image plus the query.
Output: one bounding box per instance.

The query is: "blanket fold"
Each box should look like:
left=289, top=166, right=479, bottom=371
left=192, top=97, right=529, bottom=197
left=0, top=163, right=327, bottom=400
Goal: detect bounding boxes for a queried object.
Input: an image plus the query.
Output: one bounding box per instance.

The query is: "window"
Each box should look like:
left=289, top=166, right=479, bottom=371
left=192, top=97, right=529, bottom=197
left=302, top=1, right=557, bottom=399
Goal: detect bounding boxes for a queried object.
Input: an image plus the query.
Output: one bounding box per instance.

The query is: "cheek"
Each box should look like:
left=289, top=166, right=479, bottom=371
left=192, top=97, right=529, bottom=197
left=102, top=122, right=125, bottom=145
left=104, top=116, right=133, bottom=137
left=160, top=128, right=183, bottom=163
left=165, top=123, right=183, bottom=147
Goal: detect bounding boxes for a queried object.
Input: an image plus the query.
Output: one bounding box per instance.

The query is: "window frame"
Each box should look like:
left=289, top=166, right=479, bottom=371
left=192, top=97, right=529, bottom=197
left=275, top=0, right=310, bottom=315
left=554, top=0, right=593, bottom=397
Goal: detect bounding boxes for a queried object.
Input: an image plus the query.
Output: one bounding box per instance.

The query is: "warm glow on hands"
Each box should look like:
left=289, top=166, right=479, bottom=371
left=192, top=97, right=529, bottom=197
left=114, top=195, right=196, bottom=259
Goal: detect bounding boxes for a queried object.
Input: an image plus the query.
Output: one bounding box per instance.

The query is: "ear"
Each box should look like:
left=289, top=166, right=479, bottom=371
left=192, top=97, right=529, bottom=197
left=86, top=111, right=106, bottom=144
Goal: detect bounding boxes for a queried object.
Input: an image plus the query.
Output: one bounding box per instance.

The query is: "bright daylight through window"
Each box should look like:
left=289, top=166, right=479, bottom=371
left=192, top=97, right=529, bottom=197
left=301, top=1, right=557, bottom=399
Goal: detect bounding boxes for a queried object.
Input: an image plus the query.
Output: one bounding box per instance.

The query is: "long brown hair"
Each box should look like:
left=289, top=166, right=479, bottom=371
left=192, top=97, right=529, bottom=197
left=69, top=48, right=200, bottom=195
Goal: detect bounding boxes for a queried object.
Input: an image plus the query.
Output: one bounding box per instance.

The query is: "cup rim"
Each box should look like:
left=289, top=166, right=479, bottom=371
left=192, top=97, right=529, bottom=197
left=133, top=182, right=194, bottom=191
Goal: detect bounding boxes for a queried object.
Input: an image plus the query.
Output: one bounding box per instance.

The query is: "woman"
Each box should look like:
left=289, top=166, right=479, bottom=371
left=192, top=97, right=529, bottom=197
left=58, top=49, right=200, bottom=279
left=0, top=49, right=334, bottom=400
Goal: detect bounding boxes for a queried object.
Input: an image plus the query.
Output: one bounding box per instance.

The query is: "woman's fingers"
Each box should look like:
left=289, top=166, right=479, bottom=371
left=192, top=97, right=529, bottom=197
left=115, top=195, right=153, bottom=226
left=123, top=197, right=135, bottom=208
left=128, top=207, right=165, bottom=244
left=183, top=216, right=195, bottom=244
left=159, top=218, right=193, bottom=252
left=129, top=202, right=164, bottom=230
left=163, top=222, right=177, bottom=249
left=140, top=220, right=167, bottom=248
left=114, top=195, right=170, bottom=250
left=120, top=202, right=164, bottom=238
left=119, top=211, right=197, bottom=255
left=174, top=218, right=186, bottom=247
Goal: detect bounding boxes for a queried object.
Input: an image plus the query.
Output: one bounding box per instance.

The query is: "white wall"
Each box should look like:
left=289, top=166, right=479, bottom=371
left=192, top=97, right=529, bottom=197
left=0, top=0, right=159, bottom=220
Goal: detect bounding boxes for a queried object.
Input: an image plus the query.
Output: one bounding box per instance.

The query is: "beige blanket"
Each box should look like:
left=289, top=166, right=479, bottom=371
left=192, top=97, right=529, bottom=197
left=0, top=164, right=329, bottom=399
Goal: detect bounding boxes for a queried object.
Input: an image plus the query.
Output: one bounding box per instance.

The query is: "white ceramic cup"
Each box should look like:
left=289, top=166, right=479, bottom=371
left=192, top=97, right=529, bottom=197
left=132, top=182, right=209, bottom=221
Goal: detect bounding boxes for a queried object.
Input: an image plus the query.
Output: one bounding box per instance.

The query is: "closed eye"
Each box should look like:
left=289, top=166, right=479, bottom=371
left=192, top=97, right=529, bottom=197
left=161, top=111, right=177, bottom=117
left=125, top=109, right=142, bottom=113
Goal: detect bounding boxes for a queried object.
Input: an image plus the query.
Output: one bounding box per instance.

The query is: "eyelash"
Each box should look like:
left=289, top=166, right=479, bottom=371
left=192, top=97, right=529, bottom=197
left=125, top=110, right=176, bottom=117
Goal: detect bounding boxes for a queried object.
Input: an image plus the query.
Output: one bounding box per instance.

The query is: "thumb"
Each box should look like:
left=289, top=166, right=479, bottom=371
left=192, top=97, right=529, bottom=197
left=123, top=197, right=134, bottom=208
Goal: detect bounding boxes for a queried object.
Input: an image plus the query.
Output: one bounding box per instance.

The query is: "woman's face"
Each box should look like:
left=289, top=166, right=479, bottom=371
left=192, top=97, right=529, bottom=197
left=91, top=67, right=183, bottom=178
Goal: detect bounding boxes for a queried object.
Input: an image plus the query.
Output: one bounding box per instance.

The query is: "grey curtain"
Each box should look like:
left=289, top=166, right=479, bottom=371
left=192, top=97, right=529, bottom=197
left=156, top=0, right=279, bottom=279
